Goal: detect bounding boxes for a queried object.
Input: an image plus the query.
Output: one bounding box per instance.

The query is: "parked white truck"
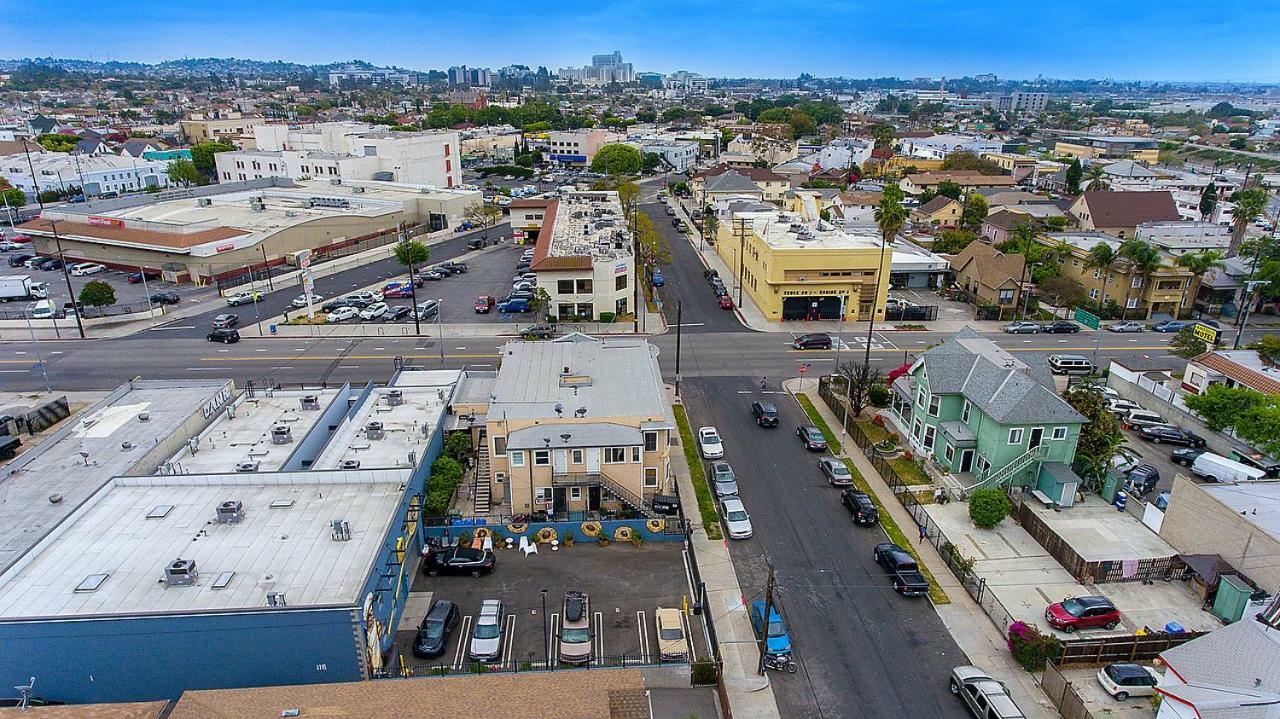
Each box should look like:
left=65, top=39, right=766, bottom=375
left=0, top=275, right=48, bottom=302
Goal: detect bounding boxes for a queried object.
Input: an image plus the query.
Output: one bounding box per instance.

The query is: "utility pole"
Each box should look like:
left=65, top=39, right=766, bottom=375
left=734, top=218, right=748, bottom=308
left=674, top=301, right=682, bottom=397
left=22, top=140, right=86, bottom=339
left=757, top=563, right=776, bottom=676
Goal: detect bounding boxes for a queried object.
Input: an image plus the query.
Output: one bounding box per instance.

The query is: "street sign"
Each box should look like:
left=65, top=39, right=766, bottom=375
left=798, top=366, right=807, bottom=375
left=1192, top=322, right=1222, bottom=345
left=1073, top=307, right=1100, bottom=330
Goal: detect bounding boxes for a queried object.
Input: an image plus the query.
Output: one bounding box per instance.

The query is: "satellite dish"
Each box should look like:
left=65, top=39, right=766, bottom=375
left=554, top=403, right=564, bottom=416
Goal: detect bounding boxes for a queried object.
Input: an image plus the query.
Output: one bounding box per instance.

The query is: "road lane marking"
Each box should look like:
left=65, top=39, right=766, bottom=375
left=147, top=325, right=195, bottom=331
left=186, top=367, right=227, bottom=371
left=200, top=352, right=501, bottom=362
left=0, top=369, right=30, bottom=373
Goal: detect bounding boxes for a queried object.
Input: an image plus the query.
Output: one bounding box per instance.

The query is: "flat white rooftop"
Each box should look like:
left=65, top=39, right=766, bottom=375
left=0, top=471, right=409, bottom=618
left=311, top=370, right=457, bottom=471
left=740, top=211, right=883, bottom=251
left=162, top=389, right=341, bottom=474
left=547, top=191, right=632, bottom=262
left=0, top=380, right=233, bottom=576
left=1201, top=481, right=1280, bottom=542
left=101, top=187, right=400, bottom=232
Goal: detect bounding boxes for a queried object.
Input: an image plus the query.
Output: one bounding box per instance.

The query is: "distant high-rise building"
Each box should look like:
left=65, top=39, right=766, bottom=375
left=996, top=91, right=1049, bottom=114
left=557, top=51, right=634, bottom=85
left=447, top=65, right=468, bottom=85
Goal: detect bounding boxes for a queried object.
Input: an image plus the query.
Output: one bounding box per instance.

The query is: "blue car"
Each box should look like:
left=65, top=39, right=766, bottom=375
left=651, top=269, right=665, bottom=287
left=1151, top=320, right=1187, bottom=333
left=749, top=600, right=793, bottom=656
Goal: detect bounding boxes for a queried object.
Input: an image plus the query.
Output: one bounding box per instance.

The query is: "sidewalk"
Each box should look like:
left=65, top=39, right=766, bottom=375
left=783, top=377, right=1058, bottom=719
left=668, top=387, right=781, bottom=719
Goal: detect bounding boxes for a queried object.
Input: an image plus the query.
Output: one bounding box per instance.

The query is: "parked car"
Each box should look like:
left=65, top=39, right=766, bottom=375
left=412, top=599, right=460, bottom=659
left=841, top=489, right=879, bottom=525
left=704, top=269, right=719, bottom=282
left=326, top=306, right=359, bottom=323
left=423, top=545, right=496, bottom=577
left=792, top=332, right=832, bottom=350
left=718, top=295, right=734, bottom=310
left=468, top=599, right=506, bottom=661
left=818, top=457, right=854, bottom=486
left=416, top=299, right=440, bottom=321
left=465, top=238, right=487, bottom=250
left=1096, top=663, right=1160, bottom=701
left=382, top=282, right=414, bottom=298
left=1122, top=409, right=1168, bottom=429
left=1041, top=321, right=1080, bottom=334
left=796, top=425, right=828, bottom=452
left=1125, top=464, right=1161, bottom=495
left=211, top=313, right=238, bottom=329
left=558, top=591, right=592, bottom=665
left=698, top=426, right=724, bottom=459
left=322, top=298, right=360, bottom=312
left=1107, top=321, right=1145, bottom=333
left=1191, top=452, right=1266, bottom=483
left=36, top=257, right=62, bottom=270
left=1105, top=397, right=1142, bottom=416
left=292, top=293, right=323, bottom=308
left=1170, top=447, right=1205, bottom=467
left=521, top=323, right=556, bottom=340
left=474, top=295, right=496, bottom=313
left=69, top=262, right=106, bottom=276
left=149, top=291, right=181, bottom=305
left=498, top=297, right=531, bottom=313
left=1151, top=320, right=1188, bottom=333
left=1045, top=596, right=1121, bottom=632
left=655, top=607, right=688, bottom=662
left=651, top=269, right=665, bottom=287
left=348, top=290, right=384, bottom=304
left=6, top=254, right=32, bottom=267
left=949, top=666, right=1026, bottom=719
left=359, top=302, right=389, bottom=320
left=126, top=270, right=161, bottom=284
left=873, top=542, right=929, bottom=596
left=1138, top=425, right=1205, bottom=447
left=438, top=261, right=468, bottom=274
left=382, top=306, right=412, bottom=322
left=748, top=600, right=792, bottom=656
left=720, top=497, right=753, bottom=539
left=710, top=461, right=739, bottom=498
left=751, top=401, right=779, bottom=427
left=1003, top=321, right=1040, bottom=334
left=206, top=328, right=240, bottom=344
left=712, top=285, right=729, bottom=298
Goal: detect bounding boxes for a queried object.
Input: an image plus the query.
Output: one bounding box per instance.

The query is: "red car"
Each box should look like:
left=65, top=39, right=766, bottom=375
left=1045, top=596, right=1121, bottom=632
left=474, top=295, right=496, bottom=313
left=718, top=295, right=734, bottom=310
left=10, top=234, right=31, bottom=243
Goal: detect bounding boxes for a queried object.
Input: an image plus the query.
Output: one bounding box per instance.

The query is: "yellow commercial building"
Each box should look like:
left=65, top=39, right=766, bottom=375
left=713, top=209, right=892, bottom=321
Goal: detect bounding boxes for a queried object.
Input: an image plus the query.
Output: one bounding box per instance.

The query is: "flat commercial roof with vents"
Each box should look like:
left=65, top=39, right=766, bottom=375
left=161, top=388, right=342, bottom=474
left=0, top=470, right=409, bottom=619
left=0, top=380, right=235, bottom=578
left=311, top=369, right=457, bottom=471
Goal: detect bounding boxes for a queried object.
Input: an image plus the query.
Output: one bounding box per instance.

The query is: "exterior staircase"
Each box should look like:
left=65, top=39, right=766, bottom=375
left=472, top=446, right=491, bottom=514
left=963, top=445, right=1046, bottom=493
left=551, top=472, right=658, bottom=519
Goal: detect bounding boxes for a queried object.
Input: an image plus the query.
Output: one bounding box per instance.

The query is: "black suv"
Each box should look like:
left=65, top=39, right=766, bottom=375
left=424, top=545, right=496, bottom=577
left=873, top=542, right=929, bottom=596
left=751, top=401, right=779, bottom=427
left=1125, top=464, right=1161, bottom=495
left=207, top=328, right=240, bottom=344
left=1171, top=447, right=1205, bottom=467
left=792, top=333, right=832, bottom=350
left=150, top=291, right=181, bottom=305
left=1041, top=321, right=1081, bottom=334
left=413, top=599, right=460, bottom=658
left=841, top=489, right=879, bottom=526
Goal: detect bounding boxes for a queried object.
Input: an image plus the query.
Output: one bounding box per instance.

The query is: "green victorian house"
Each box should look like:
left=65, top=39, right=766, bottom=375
left=887, top=328, right=1089, bottom=506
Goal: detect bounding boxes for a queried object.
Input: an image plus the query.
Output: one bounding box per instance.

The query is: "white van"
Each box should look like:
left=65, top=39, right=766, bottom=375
left=29, top=299, right=55, bottom=319
left=1049, top=354, right=1094, bottom=375
left=1191, top=452, right=1266, bottom=483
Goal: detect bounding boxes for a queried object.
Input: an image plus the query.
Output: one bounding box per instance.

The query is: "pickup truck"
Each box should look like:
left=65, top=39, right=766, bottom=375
left=873, top=542, right=929, bottom=597
left=748, top=601, right=793, bottom=656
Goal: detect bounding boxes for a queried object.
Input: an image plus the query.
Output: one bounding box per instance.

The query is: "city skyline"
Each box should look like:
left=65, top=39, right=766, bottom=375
left=2, top=0, right=1279, bottom=82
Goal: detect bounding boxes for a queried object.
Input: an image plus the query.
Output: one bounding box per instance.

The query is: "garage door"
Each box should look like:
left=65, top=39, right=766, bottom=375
left=782, top=296, right=842, bottom=321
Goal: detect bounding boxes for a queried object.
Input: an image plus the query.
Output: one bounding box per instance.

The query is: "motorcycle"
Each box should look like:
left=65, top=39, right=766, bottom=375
left=763, top=653, right=798, bottom=674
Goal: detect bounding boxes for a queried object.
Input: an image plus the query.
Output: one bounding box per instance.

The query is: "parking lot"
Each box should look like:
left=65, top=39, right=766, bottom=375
left=396, top=540, right=707, bottom=671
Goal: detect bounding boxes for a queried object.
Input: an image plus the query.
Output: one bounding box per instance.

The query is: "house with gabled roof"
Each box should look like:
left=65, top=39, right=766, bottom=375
left=945, top=241, right=1026, bottom=310
left=1068, top=190, right=1180, bottom=238
left=886, top=328, right=1088, bottom=505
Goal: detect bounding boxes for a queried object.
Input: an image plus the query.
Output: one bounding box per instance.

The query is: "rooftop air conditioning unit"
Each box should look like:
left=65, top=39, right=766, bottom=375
left=385, top=389, right=404, bottom=406
left=266, top=592, right=287, bottom=607
left=197, top=198, right=213, bottom=207
left=331, top=520, right=352, bottom=541
left=271, top=425, right=293, bottom=445
left=235, top=459, right=259, bottom=473
left=300, top=395, right=320, bottom=410
left=341, top=459, right=361, bottom=470
left=215, top=500, right=245, bottom=523
left=366, top=421, right=385, bottom=440
left=121, top=441, right=133, bottom=451
left=352, top=186, right=365, bottom=193
left=329, top=178, right=342, bottom=186
left=163, top=558, right=198, bottom=587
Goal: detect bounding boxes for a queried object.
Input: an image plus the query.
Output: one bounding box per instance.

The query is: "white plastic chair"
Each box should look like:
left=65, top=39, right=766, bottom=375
left=482, top=536, right=494, bottom=552
left=519, top=535, right=538, bottom=556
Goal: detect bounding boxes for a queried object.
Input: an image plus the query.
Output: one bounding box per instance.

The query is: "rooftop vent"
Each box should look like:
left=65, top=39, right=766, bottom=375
left=271, top=425, right=293, bottom=445
left=366, top=421, right=385, bottom=440
left=331, top=520, right=352, bottom=541
left=216, top=500, right=245, bottom=523
left=137, top=411, right=150, bottom=421
left=300, top=395, right=320, bottom=410
left=386, top=389, right=404, bottom=406
left=121, top=441, right=133, bottom=451
left=163, top=558, right=198, bottom=588
left=266, top=592, right=287, bottom=607
left=235, top=460, right=260, bottom=473
left=75, top=573, right=109, bottom=593
left=341, top=459, right=361, bottom=470
left=197, top=197, right=213, bottom=207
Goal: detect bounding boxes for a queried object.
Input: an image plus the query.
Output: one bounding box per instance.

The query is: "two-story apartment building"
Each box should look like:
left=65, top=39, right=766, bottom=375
left=888, top=329, right=1088, bottom=505
left=526, top=191, right=635, bottom=320
left=898, top=170, right=1019, bottom=197
left=451, top=336, right=675, bottom=518
left=1068, top=191, right=1181, bottom=239
left=1040, top=232, right=1194, bottom=318
left=542, top=129, right=626, bottom=167
left=692, top=164, right=791, bottom=205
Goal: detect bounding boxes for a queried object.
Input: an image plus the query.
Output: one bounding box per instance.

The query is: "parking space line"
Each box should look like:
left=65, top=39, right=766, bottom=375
left=549, top=612, right=561, bottom=667
left=681, top=548, right=697, bottom=599
left=501, top=614, right=516, bottom=668
left=451, top=615, right=472, bottom=670
left=595, top=611, right=606, bottom=666
left=682, top=612, right=697, bottom=663
left=634, top=610, right=648, bottom=665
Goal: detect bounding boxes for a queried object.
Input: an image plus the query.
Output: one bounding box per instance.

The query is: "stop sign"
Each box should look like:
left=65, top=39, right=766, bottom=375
left=798, top=366, right=808, bottom=375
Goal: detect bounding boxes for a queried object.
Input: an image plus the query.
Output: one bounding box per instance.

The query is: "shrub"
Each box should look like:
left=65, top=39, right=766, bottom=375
left=598, top=311, right=616, bottom=323
left=968, top=487, right=1012, bottom=529
left=940, top=542, right=977, bottom=577
left=1007, top=621, right=1062, bottom=671
left=902, top=450, right=913, bottom=461
left=871, top=414, right=886, bottom=427
left=868, top=385, right=890, bottom=407
left=690, top=660, right=718, bottom=686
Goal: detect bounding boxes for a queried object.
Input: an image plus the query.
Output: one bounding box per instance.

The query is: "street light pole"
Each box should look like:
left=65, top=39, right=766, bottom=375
left=23, top=310, right=51, bottom=392
left=48, top=222, right=86, bottom=339
left=674, top=301, right=683, bottom=397
left=540, top=588, right=549, bottom=668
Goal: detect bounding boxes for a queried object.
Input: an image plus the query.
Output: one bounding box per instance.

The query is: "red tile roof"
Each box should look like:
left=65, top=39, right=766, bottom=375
left=1191, top=351, right=1280, bottom=395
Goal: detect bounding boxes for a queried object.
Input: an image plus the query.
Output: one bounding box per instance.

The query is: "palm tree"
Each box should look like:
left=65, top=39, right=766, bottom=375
left=1228, top=188, right=1268, bottom=257
left=1009, top=220, right=1037, bottom=320
left=869, top=185, right=908, bottom=363
left=1085, top=242, right=1121, bottom=314
left=1175, top=250, right=1226, bottom=319
left=1085, top=164, right=1109, bottom=191
left=1119, top=239, right=1162, bottom=320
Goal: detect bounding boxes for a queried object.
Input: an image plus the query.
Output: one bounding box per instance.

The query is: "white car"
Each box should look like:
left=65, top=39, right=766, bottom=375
left=292, top=293, right=323, bottom=308
left=469, top=599, right=505, bottom=661
left=326, top=306, right=359, bottom=323
left=348, top=290, right=384, bottom=304
left=69, top=262, right=106, bottom=276
left=655, top=607, right=688, bottom=662
left=359, top=302, right=388, bottom=320
left=1096, top=663, right=1160, bottom=701
left=698, top=426, right=724, bottom=459
left=720, top=497, right=753, bottom=539
left=496, top=197, right=512, bottom=207
left=225, top=289, right=262, bottom=306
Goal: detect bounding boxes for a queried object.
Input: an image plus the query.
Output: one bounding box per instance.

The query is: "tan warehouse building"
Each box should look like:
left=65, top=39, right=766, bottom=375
left=713, top=209, right=892, bottom=321
left=19, top=178, right=479, bottom=285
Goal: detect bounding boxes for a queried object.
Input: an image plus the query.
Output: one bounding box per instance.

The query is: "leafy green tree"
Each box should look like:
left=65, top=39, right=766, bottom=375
left=1175, top=250, right=1226, bottom=318
left=190, top=141, right=235, bottom=175
left=590, top=144, right=642, bottom=176
left=1044, top=215, right=1070, bottom=231
left=1065, top=159, right=1083, bottom=195
left=1249, top=335, right=1280, bottom=364
left=78, top=280, right=116, bottom=308
left=167, top=158, right=202, bottom=187
left=660, top=107, right=690, bottom=123
left=931, top=229, right=977, bottom=254
left=444, top=432, right=472, bottom=463
left=1009, top=220, right=1038, bottom=319
left=37, top=133, right=79, bottom=152
left=1228, top=188, right=1268, bottom=257
left=1229, top=138, right=1247, bottom=150
left=1119, top=239, right=1162, bottom=319
left=1198, top=182, right=1218, bottom=221
left=1062, top=386, right=1130, bottom=489
left=641, top=152, right=663, bottom=173
left=1085, top=241, right=1121, bottom=307
left=961, top=193, right=988, bottom=231
left=393, top=239, right=430, bottom=270
left=968, top=487, right=1012, bottom=529
left=464, top=202, right=503, bottom=240
left=939, top=151, right=1005, bottom=175
left=0, top=187, right=25, bottom=209
left=1184, top=385, right=1280, bottom=459
left=1039, top=276, right=1088, bottom=316
left=634, top=108, right=656, bottom=123
left=1169, top=327, right=1208, bottom=359
left=935, top=181, right=963, bottom=200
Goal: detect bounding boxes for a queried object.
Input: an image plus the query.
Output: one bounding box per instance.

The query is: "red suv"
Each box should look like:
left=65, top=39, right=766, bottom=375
left=474, top=295, right=495, bottom=313
left=1045, top=596, right=1121, bottom=632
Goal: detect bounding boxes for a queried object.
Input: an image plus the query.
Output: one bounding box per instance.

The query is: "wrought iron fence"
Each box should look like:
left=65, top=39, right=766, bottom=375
left=395, top=651, right=671, bottom=678
left=884, top=304, right=938, bottom=322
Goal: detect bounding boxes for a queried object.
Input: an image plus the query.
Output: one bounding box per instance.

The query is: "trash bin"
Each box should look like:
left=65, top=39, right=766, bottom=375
left=269, top=324, right=277, bottom=334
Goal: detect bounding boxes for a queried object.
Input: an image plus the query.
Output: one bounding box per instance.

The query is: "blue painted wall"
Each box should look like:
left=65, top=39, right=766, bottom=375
left=0, top=608, right=361, bottom=704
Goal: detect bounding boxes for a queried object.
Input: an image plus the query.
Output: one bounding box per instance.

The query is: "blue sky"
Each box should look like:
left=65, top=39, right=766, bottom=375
left=3, top=0, right=1279, bottom=81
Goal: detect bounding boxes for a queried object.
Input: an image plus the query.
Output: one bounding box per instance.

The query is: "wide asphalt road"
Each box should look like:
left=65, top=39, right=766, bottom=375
left=643, top=201, right=741, bottom=334
left=681, top=376, right=970, bottom=719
